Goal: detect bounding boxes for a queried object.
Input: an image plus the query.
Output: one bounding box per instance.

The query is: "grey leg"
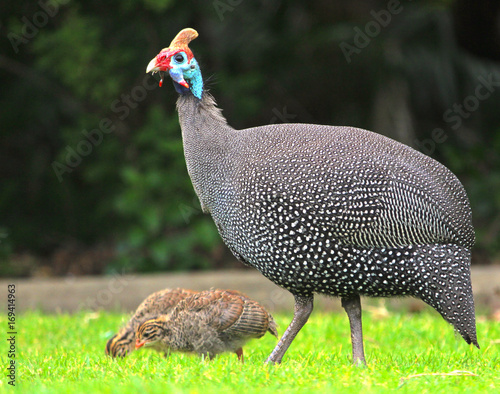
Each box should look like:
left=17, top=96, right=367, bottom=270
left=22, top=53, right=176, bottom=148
left=341, top=295, right=366, bottom=365
left=265, top=294, right=314, bottom=364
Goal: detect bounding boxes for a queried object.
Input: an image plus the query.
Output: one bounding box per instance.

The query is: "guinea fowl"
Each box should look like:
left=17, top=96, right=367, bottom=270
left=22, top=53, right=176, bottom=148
left=106, top=288, right=196, bottom=358
left=145, top=28, right=479, bottom=364
left=135, top=289, right=278, bottom=361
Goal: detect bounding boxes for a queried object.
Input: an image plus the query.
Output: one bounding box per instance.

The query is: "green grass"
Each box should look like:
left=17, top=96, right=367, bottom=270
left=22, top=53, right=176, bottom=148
left=1, top=309, right=498, bottom=393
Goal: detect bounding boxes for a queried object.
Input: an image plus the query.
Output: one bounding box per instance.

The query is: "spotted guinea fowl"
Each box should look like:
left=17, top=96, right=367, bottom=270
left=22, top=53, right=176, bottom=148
left=145, top=28, right=479, bottom=364
left=105, top=288, right=197, bottom=358
left=135, top=289, right=278, bottom=361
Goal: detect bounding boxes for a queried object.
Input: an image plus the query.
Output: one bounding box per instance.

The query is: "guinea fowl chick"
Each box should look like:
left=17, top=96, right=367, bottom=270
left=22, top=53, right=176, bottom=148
left=106, top=288, right=197, bottom=358
left=135, top=289, right=278, bottom=361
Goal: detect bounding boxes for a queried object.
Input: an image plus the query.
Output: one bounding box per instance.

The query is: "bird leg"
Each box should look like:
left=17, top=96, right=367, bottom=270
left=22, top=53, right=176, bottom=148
left=341, top=295, right=366, bottom=365
left=235, top=347, right=244, bottom=363
left=265, top=294, right=314, bottom=364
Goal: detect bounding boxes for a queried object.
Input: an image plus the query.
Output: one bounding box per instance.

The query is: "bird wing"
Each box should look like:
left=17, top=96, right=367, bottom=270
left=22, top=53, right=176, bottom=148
left=130, top=288, right=197, bottom=331
left=222, top=298, right=276, bottom=339
left=235, top=124, right=474, bottom=249
left=172, top=290, right=244, bottom=331
left=172, top=290, right=274, bottom=340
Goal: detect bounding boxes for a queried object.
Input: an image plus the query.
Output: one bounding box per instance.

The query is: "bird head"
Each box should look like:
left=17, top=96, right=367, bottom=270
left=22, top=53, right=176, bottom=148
left=135, top=316, right=170, bottom=350
left=105, top=332, right=133, bottom=358
left=146, top=28, right=203, bottom=99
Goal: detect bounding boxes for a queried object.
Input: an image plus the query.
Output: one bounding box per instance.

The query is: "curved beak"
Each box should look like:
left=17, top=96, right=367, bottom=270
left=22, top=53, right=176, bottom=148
left=146, top=57, right=160, bottom=73
left=135, top=339, right=145, bottom=349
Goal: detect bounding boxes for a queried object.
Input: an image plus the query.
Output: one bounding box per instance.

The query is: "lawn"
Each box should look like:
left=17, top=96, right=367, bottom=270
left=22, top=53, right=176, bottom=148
left=2, top=308, right=498, bottom=393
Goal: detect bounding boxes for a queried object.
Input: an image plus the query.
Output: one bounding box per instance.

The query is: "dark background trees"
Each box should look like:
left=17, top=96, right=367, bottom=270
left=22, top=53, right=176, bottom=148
left=1, top=0, right=499, bottom=276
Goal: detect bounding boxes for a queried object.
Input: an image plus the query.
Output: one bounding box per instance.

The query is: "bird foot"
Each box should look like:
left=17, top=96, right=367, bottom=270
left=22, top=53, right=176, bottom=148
left=353, top=357, right=367, bottom=367
left=235, top=347, right=244, bottom=363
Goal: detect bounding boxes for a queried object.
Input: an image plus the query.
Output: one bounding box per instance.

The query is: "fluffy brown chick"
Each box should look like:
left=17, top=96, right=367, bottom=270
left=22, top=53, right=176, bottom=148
left=105, top=288, right=197, bottom=358
left=135, top=289, right=278, bottom=361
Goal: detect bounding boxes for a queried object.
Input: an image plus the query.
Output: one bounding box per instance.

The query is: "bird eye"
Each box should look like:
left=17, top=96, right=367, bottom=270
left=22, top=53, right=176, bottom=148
left=174, top=53, right=185, bottom=63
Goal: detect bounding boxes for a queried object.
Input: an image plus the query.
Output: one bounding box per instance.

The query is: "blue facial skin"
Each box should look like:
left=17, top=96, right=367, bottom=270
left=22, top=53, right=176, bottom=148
left=169, top=52, right=203, bottom=99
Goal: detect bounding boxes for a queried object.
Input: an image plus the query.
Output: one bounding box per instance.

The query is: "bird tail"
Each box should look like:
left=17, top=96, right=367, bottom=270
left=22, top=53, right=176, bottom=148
left=413, top=244, right=479, bottom=348
left=267, top=315, right=279, bottom=338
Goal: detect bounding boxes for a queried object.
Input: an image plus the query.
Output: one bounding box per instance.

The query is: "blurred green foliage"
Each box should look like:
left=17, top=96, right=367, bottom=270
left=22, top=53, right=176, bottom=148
left=0, top=0, right=499, bottom=275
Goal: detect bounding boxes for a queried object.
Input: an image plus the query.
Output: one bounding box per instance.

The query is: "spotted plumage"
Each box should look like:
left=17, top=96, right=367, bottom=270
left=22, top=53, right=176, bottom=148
left=146, top=28, right=479, bottom=364
left=105, top=288, right=196, bottom=358
left=135, top=289, right=278, bottom=361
